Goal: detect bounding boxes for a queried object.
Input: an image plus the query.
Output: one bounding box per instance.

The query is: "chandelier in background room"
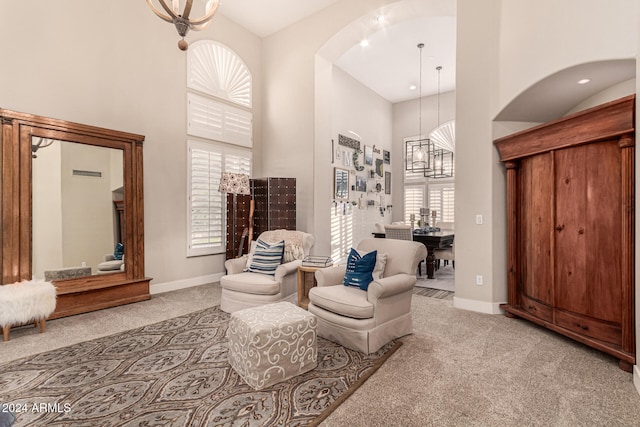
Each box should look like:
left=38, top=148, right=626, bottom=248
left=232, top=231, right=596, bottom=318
left=427, top=65, right=454, bottom=179
left=405, top=43, right=434, bottom=174
left=146, top=0, right=219, bottom=51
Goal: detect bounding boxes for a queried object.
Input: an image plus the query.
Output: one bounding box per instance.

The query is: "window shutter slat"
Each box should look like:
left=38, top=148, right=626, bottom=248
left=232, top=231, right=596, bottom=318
left=188, top=141, right=252, bottom=256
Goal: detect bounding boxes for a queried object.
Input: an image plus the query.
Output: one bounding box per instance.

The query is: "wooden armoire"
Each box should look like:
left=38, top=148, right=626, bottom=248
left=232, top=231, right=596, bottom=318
left=494, top=95, right=635, bottom=371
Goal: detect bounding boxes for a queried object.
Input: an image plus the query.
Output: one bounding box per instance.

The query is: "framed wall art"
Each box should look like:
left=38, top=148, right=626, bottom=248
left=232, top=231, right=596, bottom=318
left=385, top=172, right=391, bottom=194
left=364, top=145, right=373, bottom=166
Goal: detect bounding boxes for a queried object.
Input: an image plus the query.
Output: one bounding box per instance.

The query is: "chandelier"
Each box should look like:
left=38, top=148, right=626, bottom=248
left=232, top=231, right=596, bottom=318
left=405, top=43, right=434, bottom=174
left=146, top=0, right=220, bottom=51
left=426, top=65, right=454, bottom=179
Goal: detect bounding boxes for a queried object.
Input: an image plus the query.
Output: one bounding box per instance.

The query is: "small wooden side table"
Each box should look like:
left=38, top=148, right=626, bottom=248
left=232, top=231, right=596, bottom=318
left=297, top=265, right=322, bottom=309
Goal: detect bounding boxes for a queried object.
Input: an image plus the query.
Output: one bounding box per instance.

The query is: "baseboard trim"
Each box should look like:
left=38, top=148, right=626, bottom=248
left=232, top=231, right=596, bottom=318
left=453, top=296, right=505, bottom=315
left=634, top=365, right=640, bottom=397
left=150, top=273, right=224, bottom=295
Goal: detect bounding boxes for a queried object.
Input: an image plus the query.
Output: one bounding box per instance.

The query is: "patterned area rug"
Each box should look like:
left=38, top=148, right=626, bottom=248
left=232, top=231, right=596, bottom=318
left=0, top=306, right=400, bottom=427
left=413, top=287, right=454, bottom=300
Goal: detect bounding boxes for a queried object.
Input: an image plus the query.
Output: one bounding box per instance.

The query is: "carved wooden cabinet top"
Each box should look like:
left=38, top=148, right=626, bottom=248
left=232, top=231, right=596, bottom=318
left=494, top=94, right=635, bottom=161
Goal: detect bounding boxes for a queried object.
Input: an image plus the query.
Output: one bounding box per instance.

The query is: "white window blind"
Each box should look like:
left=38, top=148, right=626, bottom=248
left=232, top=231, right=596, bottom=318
left=404, top=185, right=425, bottom=224
left=428, top=183, right=455, bottom=224
left=187, top=40, right=252, bottom=108
left=188, top=141, right=251, bottom=256
left=187, top=93, right=252, bottom=147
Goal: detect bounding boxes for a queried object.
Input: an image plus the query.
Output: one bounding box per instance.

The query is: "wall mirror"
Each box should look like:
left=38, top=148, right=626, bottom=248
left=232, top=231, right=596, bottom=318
left=334, top=167, right=349, bottom=200
left=1, top=109, right=150, bottom=319
left=32, top=137, right=125, bottom=280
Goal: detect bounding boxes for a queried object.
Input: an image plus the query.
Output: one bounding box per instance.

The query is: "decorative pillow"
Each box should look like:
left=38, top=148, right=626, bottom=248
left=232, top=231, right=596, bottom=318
left=246, top=239, right=285, bottom=275
left=343, top=248, right=378, bottom=290
left=373, top=253, right=387, bottom=280
left=113, top=242, right=124, bottom=261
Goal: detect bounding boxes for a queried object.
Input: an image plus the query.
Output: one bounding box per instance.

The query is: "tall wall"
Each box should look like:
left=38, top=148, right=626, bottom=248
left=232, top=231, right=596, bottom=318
left=392, top=90, right=456, bottom=222
left=327, top=66, right=393, bottom=260
left=0, top=1, right=262, bottom=290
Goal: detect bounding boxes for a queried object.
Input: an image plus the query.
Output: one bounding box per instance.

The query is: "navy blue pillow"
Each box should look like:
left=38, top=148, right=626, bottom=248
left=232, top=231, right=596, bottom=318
left=343, top=248, right=378, bottom=290
left=113, top=242, right=124, bottom=261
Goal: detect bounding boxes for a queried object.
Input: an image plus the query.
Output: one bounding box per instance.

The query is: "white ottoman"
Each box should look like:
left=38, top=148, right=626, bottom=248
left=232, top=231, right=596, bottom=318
left=227, top=301, right=317, bottom=390
left=0, top=280, right=56, bottom=341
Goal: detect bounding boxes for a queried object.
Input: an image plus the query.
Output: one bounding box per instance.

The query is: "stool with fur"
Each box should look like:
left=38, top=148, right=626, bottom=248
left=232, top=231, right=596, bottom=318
left=0, top=280, right=57, bottom=341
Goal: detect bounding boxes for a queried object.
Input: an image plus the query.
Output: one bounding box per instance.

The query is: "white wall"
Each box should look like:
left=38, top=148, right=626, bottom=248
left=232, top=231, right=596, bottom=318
left=392, top=90, right=456, bottom=222
left=32, top=144, right=63, bottom=279
left=60, top=143, right=114, bottom=272
left=0, top=1, right=262, bottom=291
left=497, top=0, right=637, bottom=114
left=327, top=66, right=393, bottom=260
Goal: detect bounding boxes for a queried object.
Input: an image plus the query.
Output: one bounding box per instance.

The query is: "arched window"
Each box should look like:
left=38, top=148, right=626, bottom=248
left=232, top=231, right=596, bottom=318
left=186, top=41, right=253, bottom=256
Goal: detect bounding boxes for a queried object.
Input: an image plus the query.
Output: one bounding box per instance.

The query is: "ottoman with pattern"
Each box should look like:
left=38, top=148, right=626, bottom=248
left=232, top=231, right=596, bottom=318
left=227, top=301, right=317, bottom=390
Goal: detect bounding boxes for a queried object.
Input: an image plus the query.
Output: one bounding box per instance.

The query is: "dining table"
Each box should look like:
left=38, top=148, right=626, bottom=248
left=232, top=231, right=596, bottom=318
left=372, top=230, right=454, bottom=279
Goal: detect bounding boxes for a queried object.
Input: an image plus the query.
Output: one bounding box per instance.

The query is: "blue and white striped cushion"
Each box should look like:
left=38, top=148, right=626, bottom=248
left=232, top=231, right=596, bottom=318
left=246, top=239, right=285, bottom=275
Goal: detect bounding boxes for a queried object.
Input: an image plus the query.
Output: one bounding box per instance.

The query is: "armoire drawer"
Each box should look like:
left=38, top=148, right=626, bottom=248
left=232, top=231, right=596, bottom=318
left=554, top=310, right=621, bottom=346
left=520, top=294, right=553, bottom=322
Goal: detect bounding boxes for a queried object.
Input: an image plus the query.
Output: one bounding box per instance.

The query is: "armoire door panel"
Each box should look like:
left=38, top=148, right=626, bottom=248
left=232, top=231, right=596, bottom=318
left=519, top=155, right=553, bottom=305
left=554, top=142, right=622, bottom=323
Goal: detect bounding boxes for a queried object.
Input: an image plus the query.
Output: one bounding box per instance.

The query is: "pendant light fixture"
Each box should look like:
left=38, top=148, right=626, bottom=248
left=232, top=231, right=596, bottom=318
left=427, top=65, right=454, bottom=179
left=405, top=43, right=434, bottom=173
left=146, top=0, right=220, bottom=51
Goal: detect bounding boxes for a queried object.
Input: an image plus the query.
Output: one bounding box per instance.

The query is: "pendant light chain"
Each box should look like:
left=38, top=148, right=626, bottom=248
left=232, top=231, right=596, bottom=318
left=436, top=65, right=442, bottom=127
left=418, top=43, right=424, bottom=139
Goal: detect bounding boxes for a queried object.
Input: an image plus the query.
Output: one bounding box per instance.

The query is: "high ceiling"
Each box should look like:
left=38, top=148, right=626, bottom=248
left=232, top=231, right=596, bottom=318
left=218, top=1, right=635, bottom=121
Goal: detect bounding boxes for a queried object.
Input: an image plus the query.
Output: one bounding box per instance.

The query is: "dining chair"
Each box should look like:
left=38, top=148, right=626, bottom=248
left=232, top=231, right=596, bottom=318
left=434, top=221, right=455, bottom=270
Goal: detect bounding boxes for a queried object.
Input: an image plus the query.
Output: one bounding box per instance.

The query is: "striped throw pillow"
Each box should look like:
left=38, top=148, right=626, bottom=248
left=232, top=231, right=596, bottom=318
left=246, top=239, right=285, bottom=275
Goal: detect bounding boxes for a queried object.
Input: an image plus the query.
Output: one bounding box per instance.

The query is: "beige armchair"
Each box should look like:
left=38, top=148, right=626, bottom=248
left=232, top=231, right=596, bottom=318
left=308, top=238, right=427, bottom=354
left=220, top=230, right=315, bottom=313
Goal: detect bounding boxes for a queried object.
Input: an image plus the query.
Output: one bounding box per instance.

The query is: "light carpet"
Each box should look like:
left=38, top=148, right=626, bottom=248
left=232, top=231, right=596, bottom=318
left=416, top=264, right=455, bottom=292
left=320, top=296, right=640, bottom=426
left=0, top=306, right=400, bottom=427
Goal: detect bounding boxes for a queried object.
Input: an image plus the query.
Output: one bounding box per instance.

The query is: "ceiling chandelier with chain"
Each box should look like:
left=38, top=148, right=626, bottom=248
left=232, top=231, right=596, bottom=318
left=146, top=0, right=220, bottom=51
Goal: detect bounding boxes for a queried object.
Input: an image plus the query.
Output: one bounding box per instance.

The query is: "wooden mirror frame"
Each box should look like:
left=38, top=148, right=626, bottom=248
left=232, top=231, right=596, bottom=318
left=1, top=109, right=151, bottom=319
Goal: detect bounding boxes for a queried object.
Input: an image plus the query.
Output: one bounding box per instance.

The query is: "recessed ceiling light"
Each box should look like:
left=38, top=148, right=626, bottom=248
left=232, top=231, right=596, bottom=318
left=375, top=15, right=386, bottom=23
left=360, top=39, right=369, bottom=47
left=409, top=85, right=417, bottom=90
left=577, top=78, right=591, bottom=85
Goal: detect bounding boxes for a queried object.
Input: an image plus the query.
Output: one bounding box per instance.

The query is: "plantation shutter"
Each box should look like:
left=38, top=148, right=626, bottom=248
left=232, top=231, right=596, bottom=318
left=404, top=186, right=425, bottom=224
left=187, top=93, right=252, bottom=147
left=188, top=141, right=251, bottom=256
left=428, top=183, right=455, bottom=224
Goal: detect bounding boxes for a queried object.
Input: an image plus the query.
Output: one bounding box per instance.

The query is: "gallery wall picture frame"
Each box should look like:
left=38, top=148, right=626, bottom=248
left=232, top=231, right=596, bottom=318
left=385, top=172, right=391, bottom=194
left=334, top=167, right=349, bottom=200
left=364, top=145, right=373, bottom=165
left=355, top=175, right=367, bottom=192
left=375, top=159, right=384, bottom=177
left=383, top=150, right=390, bottom=164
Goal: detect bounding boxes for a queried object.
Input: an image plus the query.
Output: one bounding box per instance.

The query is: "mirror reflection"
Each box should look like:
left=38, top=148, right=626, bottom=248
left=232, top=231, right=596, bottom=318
left=31, top=137, right=125, bottom=280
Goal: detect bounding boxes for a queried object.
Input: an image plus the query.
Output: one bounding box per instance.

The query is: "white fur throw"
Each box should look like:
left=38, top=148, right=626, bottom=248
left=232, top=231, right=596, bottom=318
left=0, top=280, right=57, bottom=327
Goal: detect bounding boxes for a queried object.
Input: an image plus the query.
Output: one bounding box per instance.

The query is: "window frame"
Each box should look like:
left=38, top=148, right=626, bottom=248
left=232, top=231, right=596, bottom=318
left=186, top=140, right=252, bottom=257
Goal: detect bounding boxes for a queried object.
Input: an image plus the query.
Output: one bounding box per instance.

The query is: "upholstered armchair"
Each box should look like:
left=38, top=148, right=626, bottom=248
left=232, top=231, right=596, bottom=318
left=220, top=230, right=315, bottom=313
left=307, top=238, right=427, bottom=354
